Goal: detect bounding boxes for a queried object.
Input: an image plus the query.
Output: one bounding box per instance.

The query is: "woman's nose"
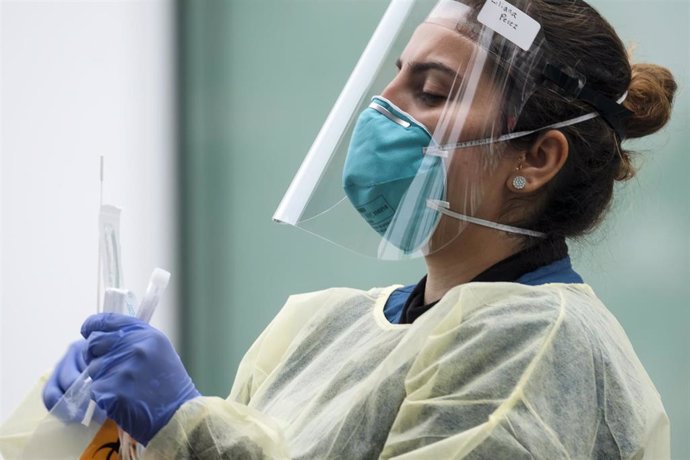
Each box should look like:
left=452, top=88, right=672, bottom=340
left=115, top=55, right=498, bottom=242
left=380, top=74, right=410, bottom=112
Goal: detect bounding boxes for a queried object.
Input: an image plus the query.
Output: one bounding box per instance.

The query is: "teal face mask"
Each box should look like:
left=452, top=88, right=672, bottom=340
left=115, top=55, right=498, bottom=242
left=343, top=96, right=445, bottom=253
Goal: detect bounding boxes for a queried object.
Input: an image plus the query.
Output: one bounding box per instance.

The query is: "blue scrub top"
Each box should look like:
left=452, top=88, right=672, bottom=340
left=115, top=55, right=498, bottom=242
left=383, top=256, right=583, bottom=324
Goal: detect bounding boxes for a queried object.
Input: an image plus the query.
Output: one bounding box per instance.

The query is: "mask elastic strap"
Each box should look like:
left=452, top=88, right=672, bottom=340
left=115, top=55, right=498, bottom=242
left=424, top=112, right=595, bottom=156
left=426, top=199, right=547, bottom=238
left=424, top=91, right=628, bottom=157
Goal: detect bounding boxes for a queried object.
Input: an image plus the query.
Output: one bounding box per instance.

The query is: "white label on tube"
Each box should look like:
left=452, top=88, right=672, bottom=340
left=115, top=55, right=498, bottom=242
left=477, top=0, right=541, bottom=51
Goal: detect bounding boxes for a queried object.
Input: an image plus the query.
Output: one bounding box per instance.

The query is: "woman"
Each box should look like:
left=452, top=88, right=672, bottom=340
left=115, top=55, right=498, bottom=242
left=13, top=0, right=678, bottom=458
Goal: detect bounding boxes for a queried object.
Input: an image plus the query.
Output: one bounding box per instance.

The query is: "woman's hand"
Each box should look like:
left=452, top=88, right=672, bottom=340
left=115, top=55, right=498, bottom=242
left=81, top=313, right=200, bottom=445
left=42, top=339, right=88, bottom=412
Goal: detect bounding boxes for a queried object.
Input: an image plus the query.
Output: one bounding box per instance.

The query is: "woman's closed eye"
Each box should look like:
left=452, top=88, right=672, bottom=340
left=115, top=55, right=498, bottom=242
left=418, top=90, right=448, bottom=106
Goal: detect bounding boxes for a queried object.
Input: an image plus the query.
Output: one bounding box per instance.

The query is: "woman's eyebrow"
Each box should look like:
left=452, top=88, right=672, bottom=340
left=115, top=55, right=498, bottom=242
left=396, top=58, right=460, bottom=80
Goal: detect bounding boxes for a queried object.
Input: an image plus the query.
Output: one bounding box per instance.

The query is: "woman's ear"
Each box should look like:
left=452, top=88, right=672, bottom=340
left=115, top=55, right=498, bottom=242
left=506, top=130, right=569, bottom=194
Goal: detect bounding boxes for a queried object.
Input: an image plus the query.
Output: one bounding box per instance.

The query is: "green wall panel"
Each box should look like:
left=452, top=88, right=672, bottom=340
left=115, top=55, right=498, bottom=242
left=179, top=1, right=689, bottom=456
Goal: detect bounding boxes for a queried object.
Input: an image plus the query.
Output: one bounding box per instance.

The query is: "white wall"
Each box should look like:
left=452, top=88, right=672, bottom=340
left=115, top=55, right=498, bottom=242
left=0, top=0, right=177, bottom=422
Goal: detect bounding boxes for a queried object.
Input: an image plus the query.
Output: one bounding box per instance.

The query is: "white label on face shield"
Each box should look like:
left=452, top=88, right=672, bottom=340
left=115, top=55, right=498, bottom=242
left=477, top=0, right=541, bottom=51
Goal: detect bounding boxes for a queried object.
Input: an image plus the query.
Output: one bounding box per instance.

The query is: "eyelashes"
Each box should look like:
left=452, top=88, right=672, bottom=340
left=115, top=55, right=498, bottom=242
left=418, top=92, right=447, bottom=106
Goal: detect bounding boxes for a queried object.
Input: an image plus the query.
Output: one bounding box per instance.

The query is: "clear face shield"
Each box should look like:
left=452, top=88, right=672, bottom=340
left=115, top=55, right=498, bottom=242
left=274, top=0, right=553, bottom=260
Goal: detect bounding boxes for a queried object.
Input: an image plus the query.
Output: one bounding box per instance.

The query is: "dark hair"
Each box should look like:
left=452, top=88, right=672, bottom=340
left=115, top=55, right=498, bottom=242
left=507, top=0, right=677, bottom=239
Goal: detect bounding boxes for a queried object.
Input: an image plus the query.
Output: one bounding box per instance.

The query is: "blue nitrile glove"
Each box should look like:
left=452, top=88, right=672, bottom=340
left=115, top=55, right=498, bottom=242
left=43, top=339, right=88, bottom=412
left=81, top=313, right=201, bottom=445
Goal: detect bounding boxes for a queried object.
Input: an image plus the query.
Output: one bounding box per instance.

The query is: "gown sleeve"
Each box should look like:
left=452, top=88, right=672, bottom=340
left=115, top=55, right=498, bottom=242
left=143, top=289, right=336, bottom=459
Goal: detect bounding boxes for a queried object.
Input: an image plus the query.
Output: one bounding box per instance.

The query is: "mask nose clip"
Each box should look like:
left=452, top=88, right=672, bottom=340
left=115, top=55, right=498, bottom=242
left=369, top=101, right=411, bottom=128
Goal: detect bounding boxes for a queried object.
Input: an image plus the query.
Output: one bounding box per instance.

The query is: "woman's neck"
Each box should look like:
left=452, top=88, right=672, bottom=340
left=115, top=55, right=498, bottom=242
left=423, top=226, right=524, bottom=305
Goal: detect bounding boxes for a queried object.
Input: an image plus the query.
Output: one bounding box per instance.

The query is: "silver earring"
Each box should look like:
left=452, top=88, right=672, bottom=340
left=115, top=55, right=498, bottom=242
left=512, top=175, right=527, bottom=190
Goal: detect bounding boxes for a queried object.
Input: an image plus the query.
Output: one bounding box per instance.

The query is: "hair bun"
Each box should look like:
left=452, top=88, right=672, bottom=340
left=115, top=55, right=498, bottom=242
left=623, top=63, right=677, bottom=139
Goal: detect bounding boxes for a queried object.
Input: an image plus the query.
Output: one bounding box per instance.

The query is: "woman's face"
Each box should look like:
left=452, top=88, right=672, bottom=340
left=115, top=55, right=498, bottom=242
left=381, top=23, right=501, bottom=139
left=381, top=22, right=521, bottom=239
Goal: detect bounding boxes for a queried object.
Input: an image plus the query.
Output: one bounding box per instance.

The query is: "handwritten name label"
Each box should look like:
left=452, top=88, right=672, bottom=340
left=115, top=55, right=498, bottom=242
left=477, top=0, right=541, bottom=51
